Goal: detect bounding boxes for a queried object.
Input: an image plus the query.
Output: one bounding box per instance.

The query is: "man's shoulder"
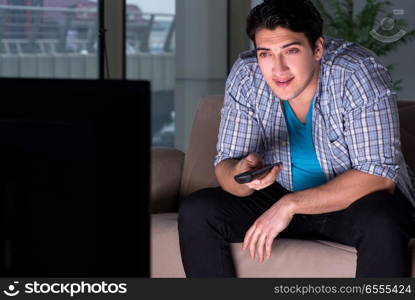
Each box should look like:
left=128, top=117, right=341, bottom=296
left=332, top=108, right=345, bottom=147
left=233, top=50, right=260, bottom=74
left=239, top=49, right=257, bottom=61
left=227, top=50, right=262, bottom=86
left=322, top=37, right=394, bottom=109
left=323, top=36, right=381, bottom=73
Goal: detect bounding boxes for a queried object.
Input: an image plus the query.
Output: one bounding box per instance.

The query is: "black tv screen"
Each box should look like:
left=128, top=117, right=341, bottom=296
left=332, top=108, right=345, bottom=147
left=0, top=78, right=150, bottom=277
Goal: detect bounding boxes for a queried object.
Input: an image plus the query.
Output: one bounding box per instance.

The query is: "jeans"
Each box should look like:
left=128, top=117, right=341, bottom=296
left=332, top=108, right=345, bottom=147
left=178, top=182, right=414, bottom=277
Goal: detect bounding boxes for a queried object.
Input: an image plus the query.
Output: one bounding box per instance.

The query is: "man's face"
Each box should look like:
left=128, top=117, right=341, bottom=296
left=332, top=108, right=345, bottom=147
left=255, top=27, right=323, bottom=102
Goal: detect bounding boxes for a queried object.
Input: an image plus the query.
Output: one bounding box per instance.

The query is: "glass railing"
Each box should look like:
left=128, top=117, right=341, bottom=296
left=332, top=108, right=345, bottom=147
left=0, top=4, right=98, bottom=54
left=126, top=3, right=176, bottom=148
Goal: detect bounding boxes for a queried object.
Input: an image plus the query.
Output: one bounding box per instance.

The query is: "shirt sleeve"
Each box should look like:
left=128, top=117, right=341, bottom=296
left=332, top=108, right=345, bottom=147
left=213, top=59, right=263, bottom=166
left=343, top=57, right=401, bottom=182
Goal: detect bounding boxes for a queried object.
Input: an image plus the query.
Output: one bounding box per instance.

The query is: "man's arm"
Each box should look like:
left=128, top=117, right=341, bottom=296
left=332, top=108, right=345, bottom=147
left=286, top=169, right=395, bottom=215
left=214, top=58, right=265, bottom=192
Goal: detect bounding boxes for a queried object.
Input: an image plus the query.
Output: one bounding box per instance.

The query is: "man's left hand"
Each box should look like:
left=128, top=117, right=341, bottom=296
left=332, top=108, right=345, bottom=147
left=242, top=196, right=295, bottom=263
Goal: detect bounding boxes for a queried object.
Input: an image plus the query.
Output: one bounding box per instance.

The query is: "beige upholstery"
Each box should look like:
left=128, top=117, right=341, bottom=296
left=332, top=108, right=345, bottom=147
left=150, top=95, right=415, bottom=278
left=151, top=213, right=185, bottom=277
left=231, top=240, right=357, bottom=277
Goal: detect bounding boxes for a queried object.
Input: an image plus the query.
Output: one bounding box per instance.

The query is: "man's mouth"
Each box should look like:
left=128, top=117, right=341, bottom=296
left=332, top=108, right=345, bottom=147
left=273, top=78, right=294, bottom=87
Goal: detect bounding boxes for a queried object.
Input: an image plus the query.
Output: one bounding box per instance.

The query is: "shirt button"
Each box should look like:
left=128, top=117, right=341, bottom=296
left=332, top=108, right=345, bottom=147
left=282, top=141, right=288, bottom=146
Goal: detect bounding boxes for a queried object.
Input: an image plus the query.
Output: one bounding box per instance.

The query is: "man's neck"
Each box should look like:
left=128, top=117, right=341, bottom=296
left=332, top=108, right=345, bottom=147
left=290, top=63, right=321, bottom=107
left=286, top=63, right=321, bottom=123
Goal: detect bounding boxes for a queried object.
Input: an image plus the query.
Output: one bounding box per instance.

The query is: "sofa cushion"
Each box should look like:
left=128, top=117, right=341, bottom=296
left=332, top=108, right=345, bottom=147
left=151, top=213, right=186, bottom=278
left=231, top=239, right=356, bottom=277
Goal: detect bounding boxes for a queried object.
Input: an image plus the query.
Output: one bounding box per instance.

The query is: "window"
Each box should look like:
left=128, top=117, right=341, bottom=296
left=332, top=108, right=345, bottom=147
left=126, top=0, right=175, bottom=147
left=0, top=0, right=99, bottom=78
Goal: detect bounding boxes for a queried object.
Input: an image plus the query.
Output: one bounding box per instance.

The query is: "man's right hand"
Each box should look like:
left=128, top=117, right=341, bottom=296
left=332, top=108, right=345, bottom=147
left=235, top=153, right=282, bottom=192
left=215, top=153, right=283, bottom=197
left=235, top=152, right=264, bottom=173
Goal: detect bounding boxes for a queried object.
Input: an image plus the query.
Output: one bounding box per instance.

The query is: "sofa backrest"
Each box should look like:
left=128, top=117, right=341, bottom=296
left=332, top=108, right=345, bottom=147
left=179, top=96, right=415, bottom=200
left=179, top=95, right=223, bottom=200
left=398, top=101, right=415, bottom=172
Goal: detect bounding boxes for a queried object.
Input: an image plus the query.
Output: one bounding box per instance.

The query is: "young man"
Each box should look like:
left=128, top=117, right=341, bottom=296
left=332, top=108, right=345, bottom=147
left=178, top=0, right=415, bottom=277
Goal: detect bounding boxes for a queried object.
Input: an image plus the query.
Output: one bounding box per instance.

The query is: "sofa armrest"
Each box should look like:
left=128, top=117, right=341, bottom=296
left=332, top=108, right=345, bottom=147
left=151, top=147, right=185, bottom=213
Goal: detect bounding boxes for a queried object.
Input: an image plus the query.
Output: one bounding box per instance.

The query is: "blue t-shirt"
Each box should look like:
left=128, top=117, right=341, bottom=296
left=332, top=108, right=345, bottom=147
left=283, top=100, right=327, bottom=191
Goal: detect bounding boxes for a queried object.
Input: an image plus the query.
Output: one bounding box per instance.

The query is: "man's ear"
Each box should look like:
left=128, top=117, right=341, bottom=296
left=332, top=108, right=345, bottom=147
left=314, top=37, right=324, bottom=60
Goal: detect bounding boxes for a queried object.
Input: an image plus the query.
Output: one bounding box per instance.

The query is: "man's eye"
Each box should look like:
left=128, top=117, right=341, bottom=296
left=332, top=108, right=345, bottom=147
left=286, top=49, right=299, bottom=54
left=258, top=52, right=270, bottom=58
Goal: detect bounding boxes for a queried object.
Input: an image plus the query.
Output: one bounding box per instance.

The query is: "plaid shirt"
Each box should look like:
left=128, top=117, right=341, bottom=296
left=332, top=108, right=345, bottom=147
left=214, top=37, right=415, bottom=207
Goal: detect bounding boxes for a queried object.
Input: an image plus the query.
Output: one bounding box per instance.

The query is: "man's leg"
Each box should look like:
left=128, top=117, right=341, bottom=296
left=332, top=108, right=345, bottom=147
left=178, top=183, right=282, bottom=277
left=318, top=189, right=414, bottom=277
left=178, top=182, right=316, bottom=277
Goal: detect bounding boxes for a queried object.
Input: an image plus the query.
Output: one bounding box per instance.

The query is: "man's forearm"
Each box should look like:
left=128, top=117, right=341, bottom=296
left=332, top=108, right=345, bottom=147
left=284, top=169, right=396, bottom=215
left=215, top=159, right=254, bottom=197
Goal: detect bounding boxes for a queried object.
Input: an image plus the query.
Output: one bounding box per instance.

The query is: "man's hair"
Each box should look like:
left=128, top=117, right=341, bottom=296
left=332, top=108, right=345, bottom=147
left=246, top=0, right=323, bottom=50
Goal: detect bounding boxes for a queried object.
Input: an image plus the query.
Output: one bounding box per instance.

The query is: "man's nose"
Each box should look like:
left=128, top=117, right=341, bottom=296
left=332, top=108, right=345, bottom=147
left=272, top=55, right=289, bottom=74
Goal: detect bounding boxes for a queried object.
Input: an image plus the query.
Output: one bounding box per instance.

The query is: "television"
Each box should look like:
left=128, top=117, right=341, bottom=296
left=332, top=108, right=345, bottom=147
left=0, top=78, right=150, bottom=277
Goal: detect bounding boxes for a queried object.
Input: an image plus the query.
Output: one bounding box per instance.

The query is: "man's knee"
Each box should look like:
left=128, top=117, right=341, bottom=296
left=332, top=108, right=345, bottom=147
left=350, top=192, right=410, bottom=243
left=355, top=213, right=405, bottom=237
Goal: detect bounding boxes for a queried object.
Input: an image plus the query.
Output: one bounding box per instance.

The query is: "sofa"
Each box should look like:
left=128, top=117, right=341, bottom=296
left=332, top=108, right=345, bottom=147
left=150, top=95, right=415, bottom=277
